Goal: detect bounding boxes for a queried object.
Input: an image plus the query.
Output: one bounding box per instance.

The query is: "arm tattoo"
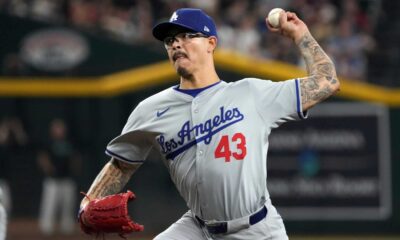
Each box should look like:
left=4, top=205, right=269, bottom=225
left=86, top=158, right=139, bottom=200
left=298, top=32, right=339, bottom=110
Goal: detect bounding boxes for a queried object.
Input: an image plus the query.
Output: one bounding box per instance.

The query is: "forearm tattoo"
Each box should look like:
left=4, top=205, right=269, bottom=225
left=87, top=159, right=138, bottom=199
left=298, top=32, right=338, bottom=109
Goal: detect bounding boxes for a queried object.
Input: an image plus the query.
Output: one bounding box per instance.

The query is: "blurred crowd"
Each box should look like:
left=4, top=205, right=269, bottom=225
left=0, top=116, right=81, bottom=236
left=0, top=0, right=378, bottom=80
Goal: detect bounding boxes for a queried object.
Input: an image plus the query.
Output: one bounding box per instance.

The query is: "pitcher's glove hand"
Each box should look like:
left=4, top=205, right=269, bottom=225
left=79, top=190, right=144, bottom=238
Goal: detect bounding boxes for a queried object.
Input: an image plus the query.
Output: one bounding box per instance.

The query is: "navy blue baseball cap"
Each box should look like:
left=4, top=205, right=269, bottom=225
left=152, top=8, right=218, bottom=41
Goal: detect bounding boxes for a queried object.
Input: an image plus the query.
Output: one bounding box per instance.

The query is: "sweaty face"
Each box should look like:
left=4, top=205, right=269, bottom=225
left=164, top=32, right=213, bottom=78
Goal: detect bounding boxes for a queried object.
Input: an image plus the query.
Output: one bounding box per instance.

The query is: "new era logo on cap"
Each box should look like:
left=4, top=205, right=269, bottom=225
left=152, top=8, right=218, bottom=41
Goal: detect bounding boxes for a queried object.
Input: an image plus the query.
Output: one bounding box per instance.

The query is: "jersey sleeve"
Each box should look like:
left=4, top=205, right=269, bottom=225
left=248, top=78, right=308, bottom=128
left=105, top=103, right=153, bottom=164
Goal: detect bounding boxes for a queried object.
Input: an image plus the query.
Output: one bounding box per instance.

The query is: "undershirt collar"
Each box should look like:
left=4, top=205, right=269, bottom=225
left=174, top=81, right=222, bottom=98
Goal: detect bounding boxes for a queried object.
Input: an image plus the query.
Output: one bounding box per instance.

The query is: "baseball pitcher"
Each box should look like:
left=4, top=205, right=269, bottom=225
left=79, top=8, right=339, bottom=239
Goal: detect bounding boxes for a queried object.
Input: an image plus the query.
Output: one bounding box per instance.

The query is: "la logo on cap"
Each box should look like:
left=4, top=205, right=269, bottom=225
left=170, top=12, right=178, bottom=22
left=204, top=26, right=210, bottom=32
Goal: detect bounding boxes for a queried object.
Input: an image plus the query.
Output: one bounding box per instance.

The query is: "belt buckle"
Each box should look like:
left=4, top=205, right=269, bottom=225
left=205, top=220, right=219, bottom=227
left=205, top=220, right=227, bottom=234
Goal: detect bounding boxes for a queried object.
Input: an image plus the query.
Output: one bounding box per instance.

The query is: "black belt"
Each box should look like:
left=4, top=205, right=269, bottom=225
left=195, top=206, right=268, bottom=234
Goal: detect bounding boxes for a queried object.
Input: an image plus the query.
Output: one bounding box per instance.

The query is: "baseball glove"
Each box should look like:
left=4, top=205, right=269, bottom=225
left=79, top=190, right=144, bottom=238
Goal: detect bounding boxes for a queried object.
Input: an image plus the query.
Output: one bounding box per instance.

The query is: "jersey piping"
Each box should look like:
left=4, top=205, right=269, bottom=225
left=106, top=149, right=145, bottom=163
left=295, top=79, right=308, bottom=119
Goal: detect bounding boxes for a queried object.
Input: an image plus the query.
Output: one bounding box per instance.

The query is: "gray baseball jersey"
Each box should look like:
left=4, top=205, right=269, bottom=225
left=106, top=78, right=306, bottom=222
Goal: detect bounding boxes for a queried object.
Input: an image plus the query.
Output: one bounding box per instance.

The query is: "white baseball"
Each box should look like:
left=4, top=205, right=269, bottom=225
left=268, top=8, right=284, bottom=28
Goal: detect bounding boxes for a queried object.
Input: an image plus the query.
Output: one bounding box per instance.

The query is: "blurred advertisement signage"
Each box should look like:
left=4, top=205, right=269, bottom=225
left=20, top=28, right=89, bottom=72
left=268, top=103, right=391, bottom=220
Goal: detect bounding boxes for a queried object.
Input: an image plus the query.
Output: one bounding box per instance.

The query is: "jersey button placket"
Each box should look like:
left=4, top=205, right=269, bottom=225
left=191, top=99, right=202, bottom=163
left=192, top=98, right=205, bottom=213
left=192, top=99, right=199, bottom=113
left=193, top=101, right=199, bottom=113
left=196, top=149, right=204, bottom=184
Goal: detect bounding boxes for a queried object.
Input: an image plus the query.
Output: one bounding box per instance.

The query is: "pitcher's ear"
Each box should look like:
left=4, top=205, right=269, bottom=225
left=207, top=37, right=218, bottom=53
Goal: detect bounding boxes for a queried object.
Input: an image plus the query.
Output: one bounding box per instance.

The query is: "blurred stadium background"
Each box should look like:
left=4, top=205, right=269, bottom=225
left=0, top=0, right=399, bottom=239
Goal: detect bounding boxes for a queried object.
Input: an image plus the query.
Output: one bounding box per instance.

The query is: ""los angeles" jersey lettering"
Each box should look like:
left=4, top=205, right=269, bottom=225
left=157, top=106, right=244, bottom=159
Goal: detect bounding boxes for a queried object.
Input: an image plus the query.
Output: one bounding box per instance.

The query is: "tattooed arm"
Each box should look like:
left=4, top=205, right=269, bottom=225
left=297, top=32, right=339, bottom=110
left=266, top=10, right=340, bottom=111
left=80, top=158, right=140, bottom=208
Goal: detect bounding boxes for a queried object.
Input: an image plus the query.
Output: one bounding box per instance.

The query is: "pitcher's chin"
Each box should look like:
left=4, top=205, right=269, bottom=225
left=176, top=66, right=192, bottom=79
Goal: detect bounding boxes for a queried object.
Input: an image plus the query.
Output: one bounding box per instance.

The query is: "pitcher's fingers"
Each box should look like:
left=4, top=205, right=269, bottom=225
left=266, top=20, right=281, bottom=32
left=279, top=11, right=288, bottom=25
left=287, top=11, right=300, bottom=22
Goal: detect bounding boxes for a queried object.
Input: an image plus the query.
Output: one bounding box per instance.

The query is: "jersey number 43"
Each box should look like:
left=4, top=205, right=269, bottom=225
left=214, top=133, right=247, bottom=162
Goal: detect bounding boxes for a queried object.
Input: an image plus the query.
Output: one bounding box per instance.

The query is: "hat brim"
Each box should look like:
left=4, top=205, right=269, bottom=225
left=152, top=22, right=197, bottom=41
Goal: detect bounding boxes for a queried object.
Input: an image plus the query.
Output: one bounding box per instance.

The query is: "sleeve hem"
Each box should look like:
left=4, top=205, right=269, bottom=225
left=105, top=149, right=145, bottom=164
left=295, top=79, right=308, bottom=120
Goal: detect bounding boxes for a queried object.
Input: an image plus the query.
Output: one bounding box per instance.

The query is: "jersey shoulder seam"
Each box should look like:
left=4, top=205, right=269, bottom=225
left=247, top=79, right=271, bottom=125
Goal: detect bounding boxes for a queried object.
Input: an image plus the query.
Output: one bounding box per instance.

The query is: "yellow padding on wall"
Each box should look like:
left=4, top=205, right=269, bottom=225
left=0, top=61, right=177, bottom=97
left=0, top=49, right=400, bottom=106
